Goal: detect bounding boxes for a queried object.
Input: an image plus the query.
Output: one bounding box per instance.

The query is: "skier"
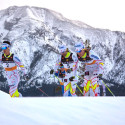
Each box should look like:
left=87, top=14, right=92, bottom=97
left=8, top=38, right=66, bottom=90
left=0, top=41, right=29, bottom=97
left=50, top=63, right=73, bottom=96
left=97, top=74, right=106, bottom=96
left=50, top=45, right=78, bottom=96
left=74, top=40, right=104, bottom=96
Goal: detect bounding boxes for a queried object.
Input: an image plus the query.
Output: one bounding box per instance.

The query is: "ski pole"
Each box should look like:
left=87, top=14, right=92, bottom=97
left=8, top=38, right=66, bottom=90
left=54, top=75, right=62, bottom=82
left=77, top=75, right=115, bottom=96
left=76, top=75, right=83, bottom=79
left=102, top=81, right=115, bottom=97
left=55, top=74, right=83, bottom=95
left=38, top=88, right=49, bottom=97
left=74, top=83, right=84, bottom=96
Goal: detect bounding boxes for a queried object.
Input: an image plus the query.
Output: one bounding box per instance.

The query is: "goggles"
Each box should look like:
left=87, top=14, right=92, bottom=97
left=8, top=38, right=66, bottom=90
left=2, top=47, right=8, bottom=50
left=77, top=48, right=85, bottom=53
left=76, top=50, right=82, bottom=53
left=75, top=42, right=84, bottom=53
left=1, top=43, right=10, bottom=50
left=60, top=66, right=64, bottom=68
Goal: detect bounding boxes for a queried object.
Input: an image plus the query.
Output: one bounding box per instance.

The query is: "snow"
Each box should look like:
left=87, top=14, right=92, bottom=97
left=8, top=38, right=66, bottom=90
left=0, top=16, right=9, bottom=40
left=0, top=90, right=125, bottom=125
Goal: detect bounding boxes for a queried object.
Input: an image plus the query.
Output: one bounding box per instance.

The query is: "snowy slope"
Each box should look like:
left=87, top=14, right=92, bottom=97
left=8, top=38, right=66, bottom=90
left=0, top=90, right=125, bottom=125
left=0, top=6, right=125, bottom=95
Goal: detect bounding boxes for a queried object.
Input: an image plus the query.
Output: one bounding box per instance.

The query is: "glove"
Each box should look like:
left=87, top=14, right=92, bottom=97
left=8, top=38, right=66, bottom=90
left=85, top=71, right=89, bottom=76
left=54, top=72, right=58, bottom=77
left=93, top=73, right=98, bottom=76
left=98, top=74, right=103, bottom=79
left=67, top=68, right=72, bottom=73
left=23, top=74, right=29, bottom=81
left=69, top=76, right=75, bottom=81
left=81, top=75, right=84, bottom=78
left=79, top=79, right=84, bottom=85
left=50, top=69, right=54, bottom=74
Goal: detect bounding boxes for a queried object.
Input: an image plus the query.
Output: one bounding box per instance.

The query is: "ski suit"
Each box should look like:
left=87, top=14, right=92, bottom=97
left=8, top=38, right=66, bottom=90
left=54, top=52, right=78, bottom=96
left=0, top=53, right=26, bottom=97
left=76, top=50, right=104, bottom=96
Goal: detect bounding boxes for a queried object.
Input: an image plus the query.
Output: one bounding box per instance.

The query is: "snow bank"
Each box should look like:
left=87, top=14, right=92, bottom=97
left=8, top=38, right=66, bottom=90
left=0, top=90, right=125, bottom=125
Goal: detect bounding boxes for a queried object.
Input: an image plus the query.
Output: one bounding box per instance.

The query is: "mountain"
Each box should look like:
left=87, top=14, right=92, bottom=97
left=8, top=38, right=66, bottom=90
left=0, top=6, right=125, bottom=96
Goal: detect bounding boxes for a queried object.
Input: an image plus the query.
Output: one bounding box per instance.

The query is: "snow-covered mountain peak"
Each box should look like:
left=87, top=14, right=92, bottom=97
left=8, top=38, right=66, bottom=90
left=0, top=6, right=125, bottom=95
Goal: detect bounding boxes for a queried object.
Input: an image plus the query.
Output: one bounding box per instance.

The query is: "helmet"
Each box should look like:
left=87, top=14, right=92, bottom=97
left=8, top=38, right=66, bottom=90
left=60, top=63, right=64, bottom=68
left=1, top=41, right=11, bottom=50
left=74, top=42, right=84, bottom=53
left=58, top=45, right=66, bottom=53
